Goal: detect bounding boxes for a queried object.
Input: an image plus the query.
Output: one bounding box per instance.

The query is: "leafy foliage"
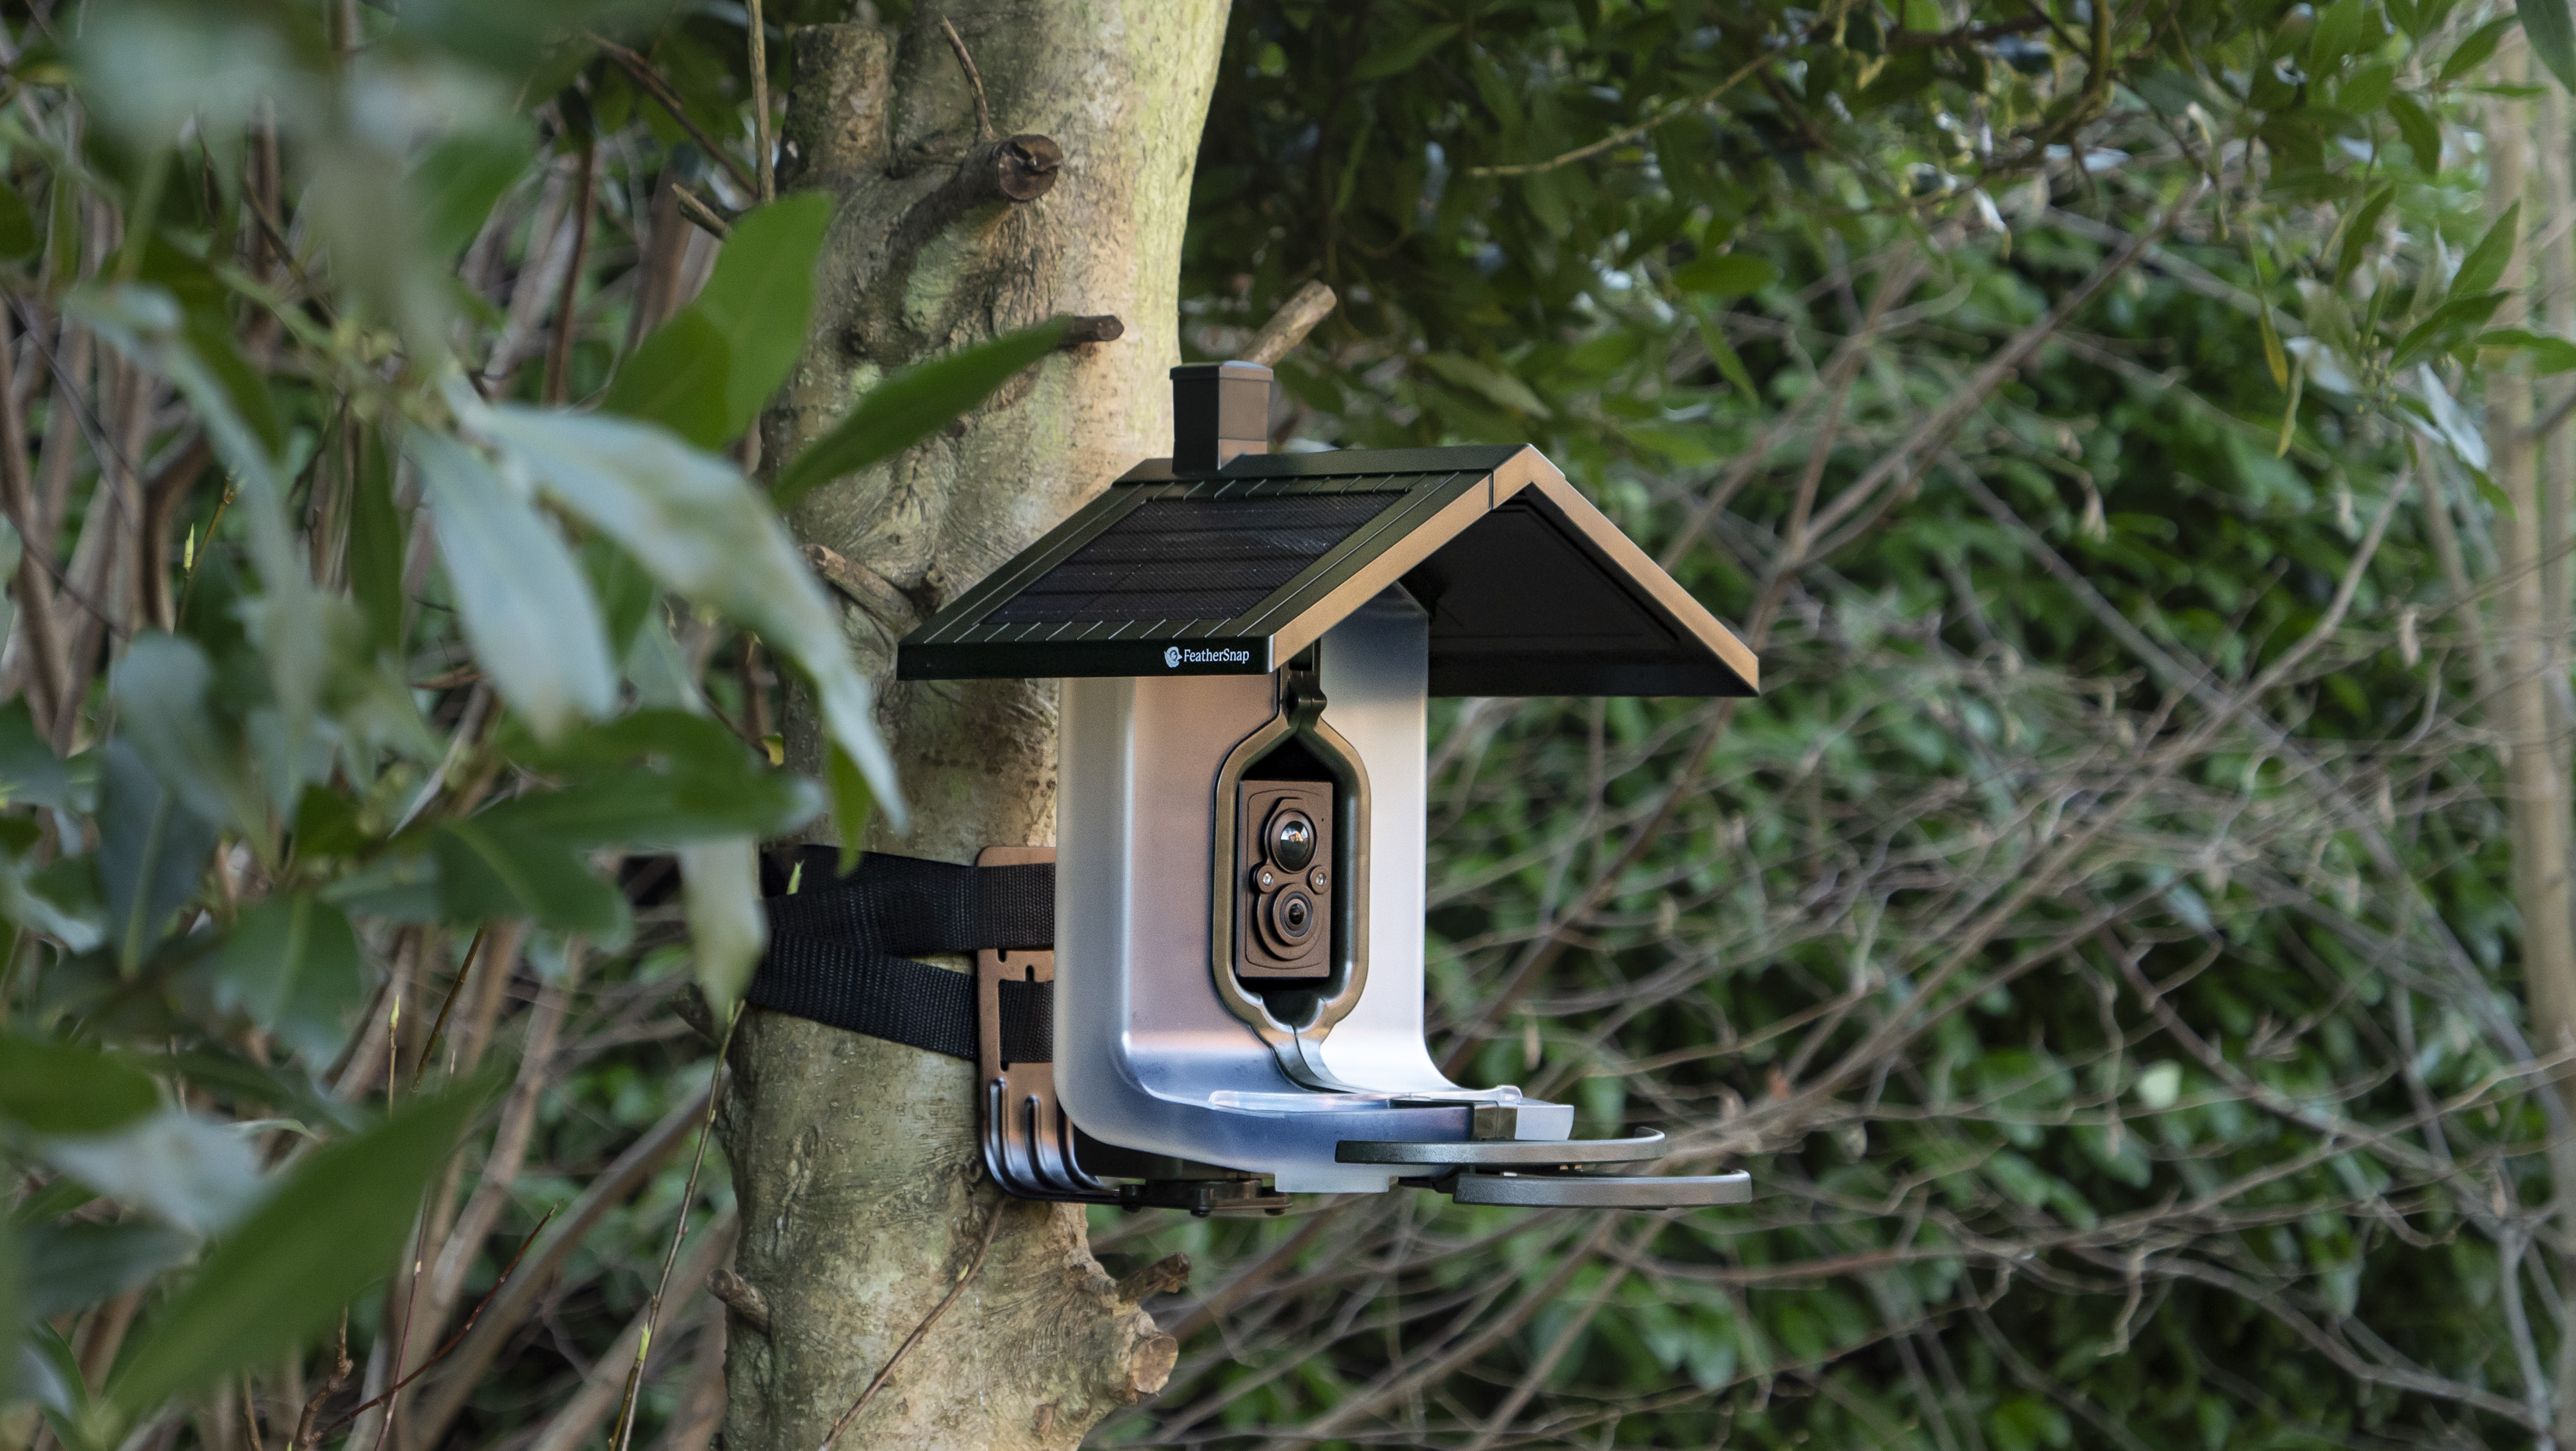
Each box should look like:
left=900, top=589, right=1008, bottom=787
left=1088, top=2, right=2576, bottom=1448
left=0, top=2, right=1065, bottom=1448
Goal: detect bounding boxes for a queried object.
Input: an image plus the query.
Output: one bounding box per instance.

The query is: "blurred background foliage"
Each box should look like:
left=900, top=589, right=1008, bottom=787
left=5, top=0, right=2576, bottom=1449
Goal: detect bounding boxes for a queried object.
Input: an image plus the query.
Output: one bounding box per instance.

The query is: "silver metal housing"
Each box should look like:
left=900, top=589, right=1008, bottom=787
left=1056, top=586, right=1574, bottom=1193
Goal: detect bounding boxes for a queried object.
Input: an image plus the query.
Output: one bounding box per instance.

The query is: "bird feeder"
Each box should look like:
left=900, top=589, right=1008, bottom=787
left=868, top=361, right=1759, bottom=1210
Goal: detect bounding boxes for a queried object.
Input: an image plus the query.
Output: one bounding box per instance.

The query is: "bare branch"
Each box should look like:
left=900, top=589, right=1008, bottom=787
left=1241, top=281, right=1338, bottom=367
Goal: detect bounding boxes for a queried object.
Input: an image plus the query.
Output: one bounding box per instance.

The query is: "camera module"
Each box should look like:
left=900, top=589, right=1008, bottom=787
left=1235, top=779, right=1334, bottom=982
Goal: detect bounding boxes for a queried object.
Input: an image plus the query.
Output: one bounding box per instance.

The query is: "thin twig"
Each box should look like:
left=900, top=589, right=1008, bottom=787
left=139, top=432, right=212, bottom=632
left=674, top=186, right=732, bottom=240
left=939, top=18, right=993, bottom=144
left=815, top=1203, right=1007, bottom=1451
left=608, top=1005, right=742, bottom=1451
left=290, top=1314, right=352, bottom=1450
left=0, top=303, right=70, bottom=730
left=408, top=1086, right=711, bottom=1448
left=588, top=34, right=761, bottom=197
left=316, top=1208, right=558, bottom=1441
left=543, top=133, right=598, bottom=406
left=410, top=927, right=489, bottom=1093
left=240, top=1372, right=264, bottom=1451
left=748, top=0, right=774, bottom=203
left=1466, top=49, right=1775, bottom=178
left=371, top=1188, right=428, bottom=1451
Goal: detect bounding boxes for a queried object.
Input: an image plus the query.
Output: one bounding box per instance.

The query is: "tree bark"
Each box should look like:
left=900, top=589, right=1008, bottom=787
left=719, top=7, right=1228, bottom=1450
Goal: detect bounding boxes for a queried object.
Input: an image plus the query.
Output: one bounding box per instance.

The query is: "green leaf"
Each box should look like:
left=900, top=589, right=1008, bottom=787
left=0, top=701, right=76, bottom=810
left=2394, top=290, right=2510, bottom=367
left=2336, top=60, right=2396, bottom=112
left=772, top=318, right=1072, bottom=512
left=1670, top=253, right=1779, bottom=297
left=824, top=740, right=872, bottom=874
left=349, top=428, right=407, bottom=659
left=581, top=535, right=659, bottom=664
left=2524, top=0, right=2576, bottom=90
left=604, top=194, right=834, bottom=448
left=21, top=1318, right=84, bottom=1427
left=404, top=429, right=616, bottom=742
left=680, top=836, right=763, bottom=1012
left=471, top=405, right=904, bottom=823
left=2255, top=279, right=2289, bottom=388
left=2308, top=0, right=2369, bottom=70
left=410, top=127, right=535, bottom=261
left=473, top=763, right=817, bottom=847
left=430, top=820, right=628, bottom=938
left=1695, top=309, right=1759, bottom=398
left=0, top=183, right=35, bottom=261
left=2451, top=201, right=2520, bottom=301
left=290, top=786, right=368, bottom=860
left=70, top=285, right=324, bottom=774
left=106, top=1083, right=492, bottom=1422
left=214, top=895, right=367, bottom=1065
left=155, top=1046, right=362, bottom=1136
left=0, top=848, right=104, bottom=953
left=178, top=307, right=285, bottom=468
left=109, top=634, right=263, bottom=841
left=0, top=1035, right=156, bottom=1135
left=1417, top=353, right=1552, bottom=416
left=599, top=308, right=732, bottom=448
left=521, top=707, right=750, bottom=773
left=1352, top=21, right=1460, bottom=80
left=2334, top=185, right=2395, bottom=284
left=1990, top=1393, right=2073, bottom=1451
left=2481, top=327, right=2576, bottom=372
left=95, top=740, right=219, bottom=974
left=693, top=192, right=835, bottom=438
left=2387, top=92, right=2443, bottom=171
left=318, top=850, right=441, bottom=925
left=39, top=1109, right=264, bottom=1236
left=21, top=1221, right=192, bottom=1320
left=2440, top=15, right=2517, bottom=81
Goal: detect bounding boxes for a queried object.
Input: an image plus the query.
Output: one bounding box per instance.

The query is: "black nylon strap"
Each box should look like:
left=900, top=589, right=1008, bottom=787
left=765, top=847, right=1053, bottom=953
left=747, top=852, right=1054, bottom=1063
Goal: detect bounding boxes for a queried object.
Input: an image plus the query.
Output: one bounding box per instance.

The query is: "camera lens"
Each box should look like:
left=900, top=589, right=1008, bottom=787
left=1272, top=889, right=1315, bottom=942
left=1269, top=809, right=1317, bottom=871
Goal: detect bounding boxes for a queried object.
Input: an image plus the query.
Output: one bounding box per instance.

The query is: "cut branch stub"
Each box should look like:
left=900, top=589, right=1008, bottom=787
left=708, top=1266, right=773, bottom=1336
left=992, top=134, right=1062, bottom=203
left=1060, top=315, right=1125, bottom=347
left=858, top=132, right=1070, bottom=367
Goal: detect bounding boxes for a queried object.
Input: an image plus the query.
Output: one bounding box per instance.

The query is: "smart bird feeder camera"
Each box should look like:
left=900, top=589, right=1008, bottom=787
left=921, top=358, right=1764, bottom=1208
left=752, top=361, right=1759, bottom=1213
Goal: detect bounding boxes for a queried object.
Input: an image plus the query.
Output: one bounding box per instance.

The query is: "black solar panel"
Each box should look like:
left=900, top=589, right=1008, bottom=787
left=986, top=493, right=1401, bottom=626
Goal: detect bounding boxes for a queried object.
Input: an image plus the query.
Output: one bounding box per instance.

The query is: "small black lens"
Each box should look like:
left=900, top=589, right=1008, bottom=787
left=1269, top=809, right=1317, bottom=871
left=1273, top=890, right=1315, bottom=940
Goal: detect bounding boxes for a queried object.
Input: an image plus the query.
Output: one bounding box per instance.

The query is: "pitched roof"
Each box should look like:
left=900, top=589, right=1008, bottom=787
left=896, top=443, right=1758, bottom=697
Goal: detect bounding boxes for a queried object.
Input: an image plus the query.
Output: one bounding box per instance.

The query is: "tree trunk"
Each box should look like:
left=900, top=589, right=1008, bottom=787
left=2484, top=37, right=2576, bottom=1448
left=717, top=7, right=1228, bottom=1451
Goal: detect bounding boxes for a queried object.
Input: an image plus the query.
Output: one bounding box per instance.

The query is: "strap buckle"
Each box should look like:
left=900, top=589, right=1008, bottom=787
left=974, top=847, right=1119, bottom=1204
